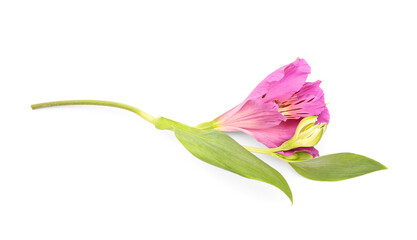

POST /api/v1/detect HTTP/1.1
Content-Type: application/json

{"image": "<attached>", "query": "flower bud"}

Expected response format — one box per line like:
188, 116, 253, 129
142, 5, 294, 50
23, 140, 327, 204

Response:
277, 116, 327, 151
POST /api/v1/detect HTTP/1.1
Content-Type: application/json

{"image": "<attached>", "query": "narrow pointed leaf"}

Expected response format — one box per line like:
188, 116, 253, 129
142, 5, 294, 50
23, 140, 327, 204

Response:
155, 117, 293, 202
289, 152, 387, 181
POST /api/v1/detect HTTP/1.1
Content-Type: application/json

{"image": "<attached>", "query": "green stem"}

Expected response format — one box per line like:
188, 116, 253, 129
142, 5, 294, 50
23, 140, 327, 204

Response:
31, 100, 156, 125
244, 146, 306, 162
244, 146, 275, 154
244, 146, 283, 160
244, 145, 285, 154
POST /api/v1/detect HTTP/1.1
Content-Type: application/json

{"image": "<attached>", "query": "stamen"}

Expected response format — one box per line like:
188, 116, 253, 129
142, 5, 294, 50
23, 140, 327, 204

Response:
279, 103, 291, 108
278, 97, 307, 119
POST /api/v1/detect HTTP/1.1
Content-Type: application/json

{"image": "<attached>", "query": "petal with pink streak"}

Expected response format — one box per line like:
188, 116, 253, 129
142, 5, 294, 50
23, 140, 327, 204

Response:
215, 99, 285, 132
278, 81, 328, 120
246, 58, 311, 103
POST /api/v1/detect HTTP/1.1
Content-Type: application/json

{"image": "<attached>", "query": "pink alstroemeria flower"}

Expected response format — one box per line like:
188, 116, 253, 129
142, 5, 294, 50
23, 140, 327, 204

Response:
198, 58, 329, 157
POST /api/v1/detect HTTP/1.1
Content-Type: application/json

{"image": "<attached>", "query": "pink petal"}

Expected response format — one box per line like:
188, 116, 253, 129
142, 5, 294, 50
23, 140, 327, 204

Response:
215, 99, 285, 132
317, 105, 330, 124
246, 58, 311, 103
243, 119, 301, 148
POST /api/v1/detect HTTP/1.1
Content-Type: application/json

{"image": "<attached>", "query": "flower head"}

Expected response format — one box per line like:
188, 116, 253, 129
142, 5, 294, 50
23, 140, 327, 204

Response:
197, 58, 329, 157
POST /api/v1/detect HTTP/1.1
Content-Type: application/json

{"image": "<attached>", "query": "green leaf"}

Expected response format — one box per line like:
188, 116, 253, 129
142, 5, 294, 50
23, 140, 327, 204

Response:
289, 153, 387, 181
154, 117, 293, 202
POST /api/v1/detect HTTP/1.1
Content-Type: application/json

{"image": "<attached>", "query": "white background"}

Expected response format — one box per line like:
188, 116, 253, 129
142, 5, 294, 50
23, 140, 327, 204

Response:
1, 0, 416, 239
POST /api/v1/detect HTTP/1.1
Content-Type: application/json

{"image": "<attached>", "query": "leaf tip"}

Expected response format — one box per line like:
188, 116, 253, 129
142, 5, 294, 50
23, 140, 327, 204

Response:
284, 188, 293, 205
369, 158, 388, 171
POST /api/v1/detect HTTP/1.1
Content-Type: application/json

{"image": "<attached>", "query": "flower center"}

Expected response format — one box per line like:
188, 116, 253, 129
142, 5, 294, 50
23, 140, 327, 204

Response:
277, 96, 314, 119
